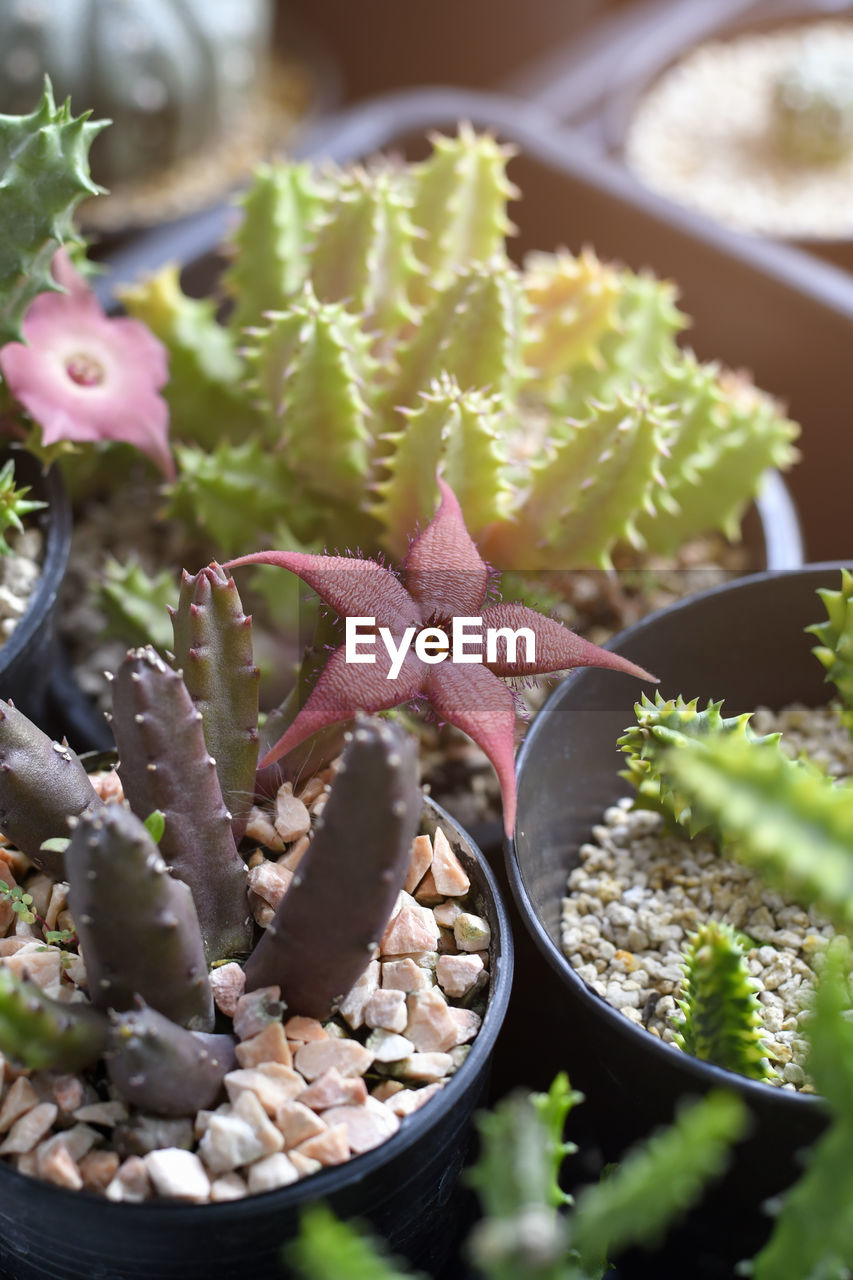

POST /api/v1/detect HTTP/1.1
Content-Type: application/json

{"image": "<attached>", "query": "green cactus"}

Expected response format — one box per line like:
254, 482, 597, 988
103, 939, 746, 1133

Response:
169, 563, 260, 843
0, 2, 273, 187
0, 79, 104, 345
773, 47, 853, 164
673, 921, 769, 1080
662, 734, 853, 937
618, 692, 776, 836
121, 128, 798, 573
107, 1000, 237, 1117
808, 568, 853, 735
0, 457, 47, 556
110, 645, 252, 964
66, 802, 214, 1031
569, 1091, 747, 1272
97, 555, 178, 652
750, 941, 853, 1280
289, 1075, 746, 1280
0, 966, 108, 1072
244, 716, 422, 1018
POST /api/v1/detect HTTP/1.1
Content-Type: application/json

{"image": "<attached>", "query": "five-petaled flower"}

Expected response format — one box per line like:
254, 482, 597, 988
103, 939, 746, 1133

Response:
0, 248, 173, 478
225, 479, 656, 834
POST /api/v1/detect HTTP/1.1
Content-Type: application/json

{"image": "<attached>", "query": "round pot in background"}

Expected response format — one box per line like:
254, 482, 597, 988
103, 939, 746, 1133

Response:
0, 795, 513, 1280
0, 447, 71, 730
506, 565, 848, 1211
606, 0, 853, 272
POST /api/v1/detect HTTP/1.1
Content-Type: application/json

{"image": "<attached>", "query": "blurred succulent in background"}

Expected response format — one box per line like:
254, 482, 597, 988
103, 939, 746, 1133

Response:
122, 126, 799, 575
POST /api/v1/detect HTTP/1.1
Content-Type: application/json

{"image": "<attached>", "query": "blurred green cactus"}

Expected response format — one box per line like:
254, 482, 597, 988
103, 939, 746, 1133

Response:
808, 568, 853, 735
122, 127, 798, 571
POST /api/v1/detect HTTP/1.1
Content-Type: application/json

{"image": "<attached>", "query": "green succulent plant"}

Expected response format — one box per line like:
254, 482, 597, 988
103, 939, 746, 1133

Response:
672, 920, 770, 1081
120, 127, 799, 574
288, 1075, 747, 1280
808, 568, 853, 735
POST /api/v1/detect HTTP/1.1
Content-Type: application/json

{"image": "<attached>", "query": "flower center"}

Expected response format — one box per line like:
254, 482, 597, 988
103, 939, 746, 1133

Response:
65, 353, 105, 387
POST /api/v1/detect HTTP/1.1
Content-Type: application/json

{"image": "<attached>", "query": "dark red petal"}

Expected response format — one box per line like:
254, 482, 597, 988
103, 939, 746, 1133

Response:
480, 602, 658, 682
403, 477, 489, 622
258, 645, 425, 768
425, 662, 519, 836
223, 551, 421, 631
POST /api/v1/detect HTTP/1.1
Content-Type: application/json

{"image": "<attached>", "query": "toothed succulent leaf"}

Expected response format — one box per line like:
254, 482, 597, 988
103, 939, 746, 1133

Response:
243, 716, 422, 1017
66, 802, 214, 1030
97, 555, 177, 651
523, 247, 621, 387
167, 439, 295, 558
111, 646, 251, 963
673, 920, 769, 1079
486, 392, 668, 571
118, 264, 255, 448
225, 161, 327, 331
0, 967, 108, 1072
374, 376, 511, 557
0, 700, 103, 876
808, 569, 853, 735
169, 563, 260, 842
247, 288, 376, 518
408, 124, 518, 303
385, 260, 525, 416
289, 1207, 420, 1280
0, 80, 105, 344
619, 692, 773, 836
663, 733, 853, 936
570, 1092, 747, 1270
309, 168, 422, 337
107, 1000, 236, 1116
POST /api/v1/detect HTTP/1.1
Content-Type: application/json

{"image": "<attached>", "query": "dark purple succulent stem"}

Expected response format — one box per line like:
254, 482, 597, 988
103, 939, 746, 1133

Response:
244, 716, 422, 1019
110, 647, 252, 964
107, 1000, 236, 1116
66, 803, 214, 1032
0, 701, 103, 877
169, 563, 260, 843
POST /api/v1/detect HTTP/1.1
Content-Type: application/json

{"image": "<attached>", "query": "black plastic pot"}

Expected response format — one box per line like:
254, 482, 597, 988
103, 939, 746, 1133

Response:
0, 795, 512, 1280
506, 564, 851, 1220
0, 447, 71, 731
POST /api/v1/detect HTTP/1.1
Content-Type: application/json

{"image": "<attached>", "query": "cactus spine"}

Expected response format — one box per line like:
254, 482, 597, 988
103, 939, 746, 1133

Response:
244, 717, 422, 1017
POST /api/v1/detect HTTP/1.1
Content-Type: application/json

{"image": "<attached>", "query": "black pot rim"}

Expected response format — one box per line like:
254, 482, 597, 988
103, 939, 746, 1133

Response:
505, 562, 853, 1115
0, 446, 70, 678
0, 793, 513, 1222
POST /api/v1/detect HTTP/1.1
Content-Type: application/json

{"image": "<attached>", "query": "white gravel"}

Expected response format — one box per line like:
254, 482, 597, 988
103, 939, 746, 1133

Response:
561, 703, 853, 1089
625, 20, 853, 240
0, 528, 43, 644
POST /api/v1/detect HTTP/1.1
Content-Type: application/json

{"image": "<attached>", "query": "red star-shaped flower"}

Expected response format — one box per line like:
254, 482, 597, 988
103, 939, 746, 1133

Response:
225, 480, 655, 834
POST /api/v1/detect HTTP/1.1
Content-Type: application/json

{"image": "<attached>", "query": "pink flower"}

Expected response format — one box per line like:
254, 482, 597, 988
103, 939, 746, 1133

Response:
0, 249, 173, 478
225, 480, 657, 835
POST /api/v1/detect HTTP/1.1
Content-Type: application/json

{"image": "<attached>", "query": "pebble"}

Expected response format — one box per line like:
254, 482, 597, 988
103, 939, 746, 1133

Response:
145, 1149, 211, 1202
247, 1151, 298, 1193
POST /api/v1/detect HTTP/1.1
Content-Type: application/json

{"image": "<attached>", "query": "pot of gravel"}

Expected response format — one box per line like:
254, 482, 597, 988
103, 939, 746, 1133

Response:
607, 1, 853, 271
0, 446, 71, 730
0, 783, 507, 1280
505, 564, 853, 1211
